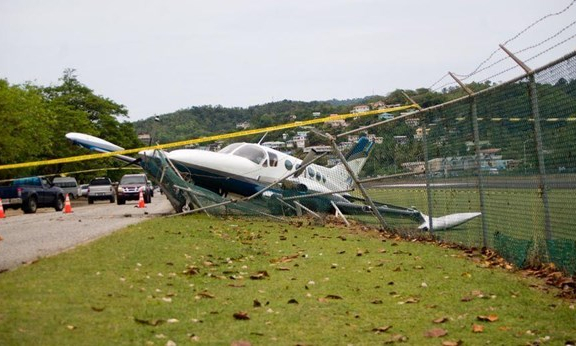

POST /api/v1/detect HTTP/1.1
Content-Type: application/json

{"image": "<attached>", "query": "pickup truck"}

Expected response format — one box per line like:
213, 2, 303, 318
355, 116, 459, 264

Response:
87, 177, 116, 204
0, 176, 66, 213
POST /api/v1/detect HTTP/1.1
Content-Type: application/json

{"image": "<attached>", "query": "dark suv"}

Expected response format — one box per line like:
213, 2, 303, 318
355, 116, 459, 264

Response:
117, 174, 151, 205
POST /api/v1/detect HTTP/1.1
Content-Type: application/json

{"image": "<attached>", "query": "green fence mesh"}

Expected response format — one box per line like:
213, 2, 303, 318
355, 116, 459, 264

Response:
369, 52, 576, 273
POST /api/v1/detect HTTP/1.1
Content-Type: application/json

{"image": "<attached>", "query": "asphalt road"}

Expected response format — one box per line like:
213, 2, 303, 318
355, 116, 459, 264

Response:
0, 195, 174, 272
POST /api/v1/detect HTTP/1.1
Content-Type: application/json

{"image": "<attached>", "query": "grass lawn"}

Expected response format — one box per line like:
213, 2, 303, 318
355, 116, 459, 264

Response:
1, 215, 575, 345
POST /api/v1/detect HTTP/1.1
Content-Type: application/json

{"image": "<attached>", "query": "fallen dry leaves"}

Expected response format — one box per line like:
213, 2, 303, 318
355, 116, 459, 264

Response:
424, 328, 448, 338
477, 314, 499, 322
372, 325, 392, 334
233, 312, 250, 320
231, 341, 251, 346
196, 291, 215, 299
384, 334, 408, 343
249, 271, 269, 280
134, 317, 165, 326
269, 254, 299, 264
472, 324, 484, 333
433, 317, 449, 324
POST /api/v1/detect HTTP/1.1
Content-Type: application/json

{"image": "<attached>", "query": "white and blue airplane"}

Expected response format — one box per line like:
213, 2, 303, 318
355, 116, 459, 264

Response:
65, 132, 480, 230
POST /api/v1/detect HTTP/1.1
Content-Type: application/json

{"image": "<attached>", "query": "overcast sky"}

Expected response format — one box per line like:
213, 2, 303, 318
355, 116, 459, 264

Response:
1, 0, 575, 121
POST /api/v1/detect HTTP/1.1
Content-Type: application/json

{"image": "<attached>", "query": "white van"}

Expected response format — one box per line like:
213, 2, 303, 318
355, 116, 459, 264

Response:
52, 177, 79, 199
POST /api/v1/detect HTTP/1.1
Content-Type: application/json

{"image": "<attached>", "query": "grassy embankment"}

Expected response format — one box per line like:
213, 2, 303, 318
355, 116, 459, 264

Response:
1, 215, 575, 345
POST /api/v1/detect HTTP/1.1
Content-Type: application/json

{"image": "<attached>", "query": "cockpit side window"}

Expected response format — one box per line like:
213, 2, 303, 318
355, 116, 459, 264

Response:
268, 151, 278, 167
233, 144, 267, 165
307, 167, 315, 178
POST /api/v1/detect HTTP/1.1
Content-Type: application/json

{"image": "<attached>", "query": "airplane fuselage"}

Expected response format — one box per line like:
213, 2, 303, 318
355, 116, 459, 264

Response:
163, 143, 350, 206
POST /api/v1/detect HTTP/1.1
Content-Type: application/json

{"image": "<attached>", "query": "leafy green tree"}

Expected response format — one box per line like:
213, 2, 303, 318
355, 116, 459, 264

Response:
0, 80, 55, 179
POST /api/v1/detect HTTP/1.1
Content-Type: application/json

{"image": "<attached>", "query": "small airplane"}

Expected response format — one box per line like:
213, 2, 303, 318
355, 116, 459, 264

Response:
65, 132, 480, 230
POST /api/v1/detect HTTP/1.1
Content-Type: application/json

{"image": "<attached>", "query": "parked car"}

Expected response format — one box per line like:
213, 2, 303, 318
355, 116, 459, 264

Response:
117, 174, 151, 205
52, 176, 79, 199
87, 177, 115, 204
0, 176, 65, 213
79, 184, 89, 197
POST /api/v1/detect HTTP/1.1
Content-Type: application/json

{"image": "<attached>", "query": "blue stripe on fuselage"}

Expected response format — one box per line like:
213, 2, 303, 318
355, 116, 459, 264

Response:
173, 162, 264, 196
173, 162, 342, 214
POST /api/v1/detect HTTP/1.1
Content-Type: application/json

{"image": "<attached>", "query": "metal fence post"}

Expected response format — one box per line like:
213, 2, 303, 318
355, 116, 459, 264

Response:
499, 45, 552, 241
420, 117, 434, 232
470, 98, 489, 247
449, 73, 488, 247
401, 93, 435, 232
328, 137, 389, 230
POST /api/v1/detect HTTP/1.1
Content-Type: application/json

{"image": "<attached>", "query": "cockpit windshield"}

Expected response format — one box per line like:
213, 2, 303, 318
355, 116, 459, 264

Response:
219, 143, 243, 154
232, 144, 267, 165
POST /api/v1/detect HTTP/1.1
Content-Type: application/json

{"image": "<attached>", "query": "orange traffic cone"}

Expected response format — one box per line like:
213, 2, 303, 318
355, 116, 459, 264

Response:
63, 194, 73, 213
0, 198, 5, 218
137, 189, 146, 208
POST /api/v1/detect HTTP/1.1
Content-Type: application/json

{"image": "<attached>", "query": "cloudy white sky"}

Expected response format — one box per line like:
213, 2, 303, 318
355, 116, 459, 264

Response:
1, 0, 575, 121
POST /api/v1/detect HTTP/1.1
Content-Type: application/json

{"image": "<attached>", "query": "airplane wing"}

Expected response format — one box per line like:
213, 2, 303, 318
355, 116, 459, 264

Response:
65, 132, 140, 165
333, 198, 481, 231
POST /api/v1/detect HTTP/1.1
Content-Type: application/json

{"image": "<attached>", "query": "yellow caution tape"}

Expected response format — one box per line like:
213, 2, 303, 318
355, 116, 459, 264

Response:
0, 104, 417, 171
0, 167, 141, 183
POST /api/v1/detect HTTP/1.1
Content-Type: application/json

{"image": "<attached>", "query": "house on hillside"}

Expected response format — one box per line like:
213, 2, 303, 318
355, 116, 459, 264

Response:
236, 122, 250, 130
327, 114, 347, 128
337, 141, 353, 151
394, 136, 409, 145
405, 118, 420, 127
138, 133, 151, 145
262, 141, 286, 150
303, 145, 332, 153
414, 127, 430, 141
293, 136, 306, 148
378, 113, 394, 121
401, 161, 425, 173
352, 105, 370, 113
370, 101, 387, 109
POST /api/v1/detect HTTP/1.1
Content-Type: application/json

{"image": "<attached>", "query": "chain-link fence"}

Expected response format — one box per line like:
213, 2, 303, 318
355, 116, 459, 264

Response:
353, 50, 576, 274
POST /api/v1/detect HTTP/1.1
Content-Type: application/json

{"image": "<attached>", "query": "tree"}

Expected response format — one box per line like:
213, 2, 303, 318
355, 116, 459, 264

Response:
0, 70, 141, 181
0, 80, 55, 179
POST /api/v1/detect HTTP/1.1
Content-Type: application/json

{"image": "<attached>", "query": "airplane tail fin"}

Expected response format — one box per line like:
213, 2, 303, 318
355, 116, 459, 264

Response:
330, 137, 374, 189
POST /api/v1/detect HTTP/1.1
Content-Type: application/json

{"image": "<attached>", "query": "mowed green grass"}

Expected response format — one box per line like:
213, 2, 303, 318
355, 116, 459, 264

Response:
1, 215, 576, 345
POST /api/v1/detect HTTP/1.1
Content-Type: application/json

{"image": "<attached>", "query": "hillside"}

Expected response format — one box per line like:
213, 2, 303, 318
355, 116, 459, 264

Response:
132, 98, 379, 144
